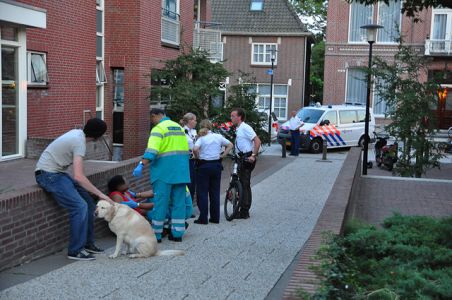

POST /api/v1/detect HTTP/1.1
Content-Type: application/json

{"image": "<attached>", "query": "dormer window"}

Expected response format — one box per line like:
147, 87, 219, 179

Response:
250, 0, 264, 11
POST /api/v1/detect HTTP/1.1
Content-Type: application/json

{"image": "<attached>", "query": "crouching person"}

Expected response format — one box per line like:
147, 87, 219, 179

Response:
35, 118, 113, 261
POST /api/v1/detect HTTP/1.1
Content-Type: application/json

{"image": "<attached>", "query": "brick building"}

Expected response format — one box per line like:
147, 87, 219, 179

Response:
211, 0, 312, 122
324, 1, 452, 128
0, 0, 213, 162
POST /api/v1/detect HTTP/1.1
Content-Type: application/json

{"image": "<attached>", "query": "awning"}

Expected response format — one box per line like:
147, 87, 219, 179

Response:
0, 0, 46, 29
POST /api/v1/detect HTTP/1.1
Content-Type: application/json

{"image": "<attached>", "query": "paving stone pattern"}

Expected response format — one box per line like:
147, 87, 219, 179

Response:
0, 151, 346, 300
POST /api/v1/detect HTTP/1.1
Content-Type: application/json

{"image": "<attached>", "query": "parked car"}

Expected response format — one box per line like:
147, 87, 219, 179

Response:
277, 103, 375, 153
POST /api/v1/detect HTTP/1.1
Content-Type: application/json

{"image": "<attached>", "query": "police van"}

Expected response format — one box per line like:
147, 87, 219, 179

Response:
277, 103, 375, 153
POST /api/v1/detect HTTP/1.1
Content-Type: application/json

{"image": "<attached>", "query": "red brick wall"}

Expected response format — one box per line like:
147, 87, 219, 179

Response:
0, 159, 151, 271
23, 0, 98, 138
223, 35, 308, 119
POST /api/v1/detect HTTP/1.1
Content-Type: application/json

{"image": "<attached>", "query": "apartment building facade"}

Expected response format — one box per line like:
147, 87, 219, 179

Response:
0, 0, 213, 162
324, 0, 452, 128
211, 0, 312, 122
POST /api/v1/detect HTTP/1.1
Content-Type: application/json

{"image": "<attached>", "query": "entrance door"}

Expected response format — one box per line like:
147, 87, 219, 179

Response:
1, 46, 19, 157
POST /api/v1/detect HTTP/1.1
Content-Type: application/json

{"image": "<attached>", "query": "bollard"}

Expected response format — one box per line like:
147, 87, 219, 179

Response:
279, 137, 287, 158
322, 138, 328, 160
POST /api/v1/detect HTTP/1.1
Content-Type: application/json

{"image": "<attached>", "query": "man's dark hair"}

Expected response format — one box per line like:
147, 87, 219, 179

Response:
108, 175, 126, 193
150, 108, 165, 116
232, 107, 246, 122
83, 118, 107, 138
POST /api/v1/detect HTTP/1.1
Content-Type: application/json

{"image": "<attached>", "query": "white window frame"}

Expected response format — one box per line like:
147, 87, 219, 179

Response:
96, 0, 105, 119
255, 83, 288, 120
161, 0, 180, 45
251, 43, 278, 65
429, 9, 452, 54
376, 0, 402, 44
348, 1, 374, 44
27, 51, 48, 86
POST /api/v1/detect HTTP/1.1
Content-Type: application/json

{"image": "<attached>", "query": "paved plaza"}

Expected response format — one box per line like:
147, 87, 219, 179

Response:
0, 146, 346, 299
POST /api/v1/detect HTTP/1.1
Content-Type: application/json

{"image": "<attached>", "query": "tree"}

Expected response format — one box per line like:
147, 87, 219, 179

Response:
290, 0, 327, 39
371, 41, 444, 177
213, 72, 270, 144
310, 40, 325, 104
150, 48, 230, 122
348, 0, 452, 20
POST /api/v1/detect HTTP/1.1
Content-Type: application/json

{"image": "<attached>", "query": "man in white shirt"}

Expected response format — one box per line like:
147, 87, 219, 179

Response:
288, 110, 303, 156
230, 108, 261, 219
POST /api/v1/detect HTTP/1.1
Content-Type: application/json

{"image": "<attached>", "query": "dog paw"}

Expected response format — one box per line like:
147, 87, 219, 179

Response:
109, 254, 118, 259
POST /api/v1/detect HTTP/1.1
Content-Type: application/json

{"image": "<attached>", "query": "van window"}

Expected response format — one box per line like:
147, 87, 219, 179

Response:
339, 110, 358, 124
357, 110, 365, 122
322, 111, 337, 125
296, 108, 325, 123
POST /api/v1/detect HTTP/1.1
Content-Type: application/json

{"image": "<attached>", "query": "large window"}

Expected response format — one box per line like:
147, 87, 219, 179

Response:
346, 68, 367, 105
255, 83, 288, 120
377, 0, 401, 43
27, 51, 48, 85
113, 69, 124, 108
161, 0, 180, 45
373, 78, 389, 116
349, 1, 373, 42
252, 43, 277, 65
430, 9, 452, 53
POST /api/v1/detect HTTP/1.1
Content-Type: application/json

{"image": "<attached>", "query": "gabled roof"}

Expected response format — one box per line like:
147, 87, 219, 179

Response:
211, 0, 309, 35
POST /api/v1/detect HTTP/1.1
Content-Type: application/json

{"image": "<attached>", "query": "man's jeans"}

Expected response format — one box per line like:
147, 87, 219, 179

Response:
35, 171, 95, 255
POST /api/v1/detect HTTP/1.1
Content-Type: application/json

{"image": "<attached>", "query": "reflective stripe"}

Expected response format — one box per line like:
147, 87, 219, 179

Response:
153, 228, 163, 233
172, 226, 185, 232
151, 132, 163, 138
164, 132, 185, 137
171, 219, 185, 223
152, 220, 164, 226
145, 148, 158, 155
157, 150, 190, 158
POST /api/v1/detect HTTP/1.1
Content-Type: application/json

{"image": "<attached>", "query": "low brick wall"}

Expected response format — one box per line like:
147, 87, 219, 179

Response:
0, 158, 150, 271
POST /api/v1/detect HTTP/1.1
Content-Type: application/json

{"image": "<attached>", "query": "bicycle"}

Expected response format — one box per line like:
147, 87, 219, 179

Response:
223, 151, 246, 221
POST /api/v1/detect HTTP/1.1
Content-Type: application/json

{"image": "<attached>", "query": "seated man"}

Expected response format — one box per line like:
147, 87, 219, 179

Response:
107, 175, 154, 218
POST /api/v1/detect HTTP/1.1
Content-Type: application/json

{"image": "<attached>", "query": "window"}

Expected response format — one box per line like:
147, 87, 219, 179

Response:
96, 61, 106, 85
250, 0, 264, 11
377, 0, 401, 43
430, 10, 452, 53
150, 69, 171, 106
255, 84, 288, 120
252, 43, 277, 65
357, 110, 366, 122
323, 111, 337, 125
27, 52, 48, 85
113, 69, 124, 107
349, 1, 373, 42
339, 110, 358, 124
346, 68, 367, 105
161, 0, 180, 45
373, 78, 389, 116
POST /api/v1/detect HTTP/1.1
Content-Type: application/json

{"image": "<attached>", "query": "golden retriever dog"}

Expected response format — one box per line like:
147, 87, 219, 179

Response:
95, 200, 184, 258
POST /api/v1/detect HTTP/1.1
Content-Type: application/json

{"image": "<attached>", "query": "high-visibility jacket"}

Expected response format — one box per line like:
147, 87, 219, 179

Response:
143, 117, 190, 184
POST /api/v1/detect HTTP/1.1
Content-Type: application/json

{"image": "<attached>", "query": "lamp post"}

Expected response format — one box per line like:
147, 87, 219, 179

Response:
361, 24, 383, 175
267, 49, 276, 146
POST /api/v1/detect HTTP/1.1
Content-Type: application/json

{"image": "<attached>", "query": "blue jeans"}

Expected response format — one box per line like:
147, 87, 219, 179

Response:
35, 171, 95, 255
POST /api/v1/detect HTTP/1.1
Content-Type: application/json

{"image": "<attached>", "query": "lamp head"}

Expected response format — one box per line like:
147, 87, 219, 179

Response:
360, 24, 384, 43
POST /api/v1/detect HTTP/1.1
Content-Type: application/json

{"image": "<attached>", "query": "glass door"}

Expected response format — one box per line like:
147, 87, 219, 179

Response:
1, 45, 19, 157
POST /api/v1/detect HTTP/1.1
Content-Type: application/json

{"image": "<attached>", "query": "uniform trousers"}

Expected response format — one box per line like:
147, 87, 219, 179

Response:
238, 160, 256, 215
290, 130, 300, 156
196, 161, 222, 223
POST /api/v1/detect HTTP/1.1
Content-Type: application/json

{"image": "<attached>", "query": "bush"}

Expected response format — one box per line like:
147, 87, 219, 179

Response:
309, 214, 452, 299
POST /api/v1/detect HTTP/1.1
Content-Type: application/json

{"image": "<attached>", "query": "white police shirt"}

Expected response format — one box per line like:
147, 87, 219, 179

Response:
235, 122, 256, 153
184, 126, 197, 151
195, 131, 231, 160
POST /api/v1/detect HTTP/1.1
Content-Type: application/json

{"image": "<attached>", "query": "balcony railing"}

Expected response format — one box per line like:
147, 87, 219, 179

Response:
193, 21, 223, 63
425, 39, 452, 56
161, 8, 180, 46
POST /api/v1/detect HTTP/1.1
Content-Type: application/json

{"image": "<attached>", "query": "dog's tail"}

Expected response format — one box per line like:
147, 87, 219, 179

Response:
156, 250, 184, 256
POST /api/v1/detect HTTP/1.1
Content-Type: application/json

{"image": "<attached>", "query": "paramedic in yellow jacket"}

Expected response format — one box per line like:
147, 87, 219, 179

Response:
132, 108, 190, 242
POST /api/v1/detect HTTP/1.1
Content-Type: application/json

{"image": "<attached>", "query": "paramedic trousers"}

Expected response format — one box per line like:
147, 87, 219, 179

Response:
151, 180, 186, 240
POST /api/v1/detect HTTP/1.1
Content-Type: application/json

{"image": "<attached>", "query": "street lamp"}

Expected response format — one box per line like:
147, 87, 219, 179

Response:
361, 24, 383, 175
267, 49, 277, 146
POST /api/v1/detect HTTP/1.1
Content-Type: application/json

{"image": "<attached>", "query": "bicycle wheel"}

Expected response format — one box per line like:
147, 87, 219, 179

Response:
224, 180, 242, 221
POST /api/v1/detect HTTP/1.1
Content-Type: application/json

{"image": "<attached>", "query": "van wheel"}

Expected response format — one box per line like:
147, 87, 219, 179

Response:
310, 138, 322, 154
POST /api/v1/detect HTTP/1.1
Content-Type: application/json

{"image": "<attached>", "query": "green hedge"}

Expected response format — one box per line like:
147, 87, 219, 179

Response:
303, 214, 452, 299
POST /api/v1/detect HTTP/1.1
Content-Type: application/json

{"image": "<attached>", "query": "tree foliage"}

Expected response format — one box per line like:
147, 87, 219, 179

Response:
213, 72, 270, 144
371, 40, 444, 177
290, 0, 327, 40
310, 41, 325, 104
150, 48, 230, 122
348, 0, 452, 21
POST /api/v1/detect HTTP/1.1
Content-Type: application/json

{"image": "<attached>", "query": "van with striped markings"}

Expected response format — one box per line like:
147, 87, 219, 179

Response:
277, 103, 375, 153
